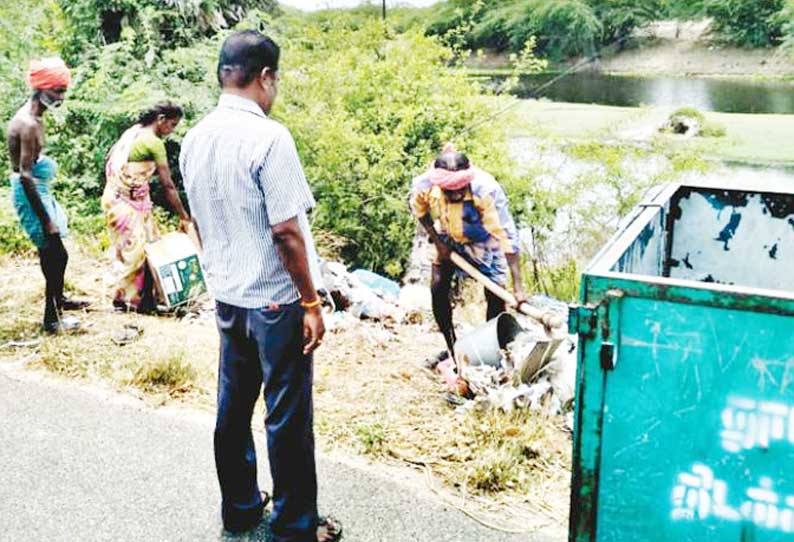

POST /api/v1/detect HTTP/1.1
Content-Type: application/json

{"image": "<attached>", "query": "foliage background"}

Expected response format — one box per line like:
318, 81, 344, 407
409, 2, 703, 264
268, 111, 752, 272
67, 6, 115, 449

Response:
426, 0, 794, 55
0, 0, 531, 279
1, 0, 790, 284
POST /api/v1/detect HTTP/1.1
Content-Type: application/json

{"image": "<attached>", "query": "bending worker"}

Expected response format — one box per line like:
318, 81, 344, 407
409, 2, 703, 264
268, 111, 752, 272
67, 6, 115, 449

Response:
103, 101, 191, 313
410, 143, 527, 362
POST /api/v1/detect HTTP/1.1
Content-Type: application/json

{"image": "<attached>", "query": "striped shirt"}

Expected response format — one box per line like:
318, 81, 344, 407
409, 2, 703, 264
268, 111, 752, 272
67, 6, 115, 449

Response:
179, 94, 322, 308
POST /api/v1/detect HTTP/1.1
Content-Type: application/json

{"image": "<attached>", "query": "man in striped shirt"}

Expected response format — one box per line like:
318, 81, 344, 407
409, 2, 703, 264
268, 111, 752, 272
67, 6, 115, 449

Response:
180, 31, 341, 542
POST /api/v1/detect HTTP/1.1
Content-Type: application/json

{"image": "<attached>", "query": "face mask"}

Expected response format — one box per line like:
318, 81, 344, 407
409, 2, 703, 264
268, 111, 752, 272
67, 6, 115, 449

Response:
39, 92, 64, 109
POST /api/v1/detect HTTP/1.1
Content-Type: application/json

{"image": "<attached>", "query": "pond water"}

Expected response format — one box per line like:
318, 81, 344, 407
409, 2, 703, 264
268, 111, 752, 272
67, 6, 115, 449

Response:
490, 72, 794, 114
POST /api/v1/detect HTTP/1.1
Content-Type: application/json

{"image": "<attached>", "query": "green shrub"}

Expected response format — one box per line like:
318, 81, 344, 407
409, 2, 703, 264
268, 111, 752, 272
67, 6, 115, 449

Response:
0, 222, 35, 257
775, 0, 794, 53
590, 0, 663, 43
701, 121, 727, 138
0, 188, 35, 257
705, 0, 785, 47
670, 107, 706, 123
663, 0, 706, 19
428, 0, 662, 59
55, 0, 279, 64
273, 16, 521, 275
354, 422, 389, 455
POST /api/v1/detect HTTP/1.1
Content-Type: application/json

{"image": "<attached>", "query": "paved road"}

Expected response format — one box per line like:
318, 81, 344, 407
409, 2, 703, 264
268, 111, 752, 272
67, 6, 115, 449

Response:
0, 365, 560, 542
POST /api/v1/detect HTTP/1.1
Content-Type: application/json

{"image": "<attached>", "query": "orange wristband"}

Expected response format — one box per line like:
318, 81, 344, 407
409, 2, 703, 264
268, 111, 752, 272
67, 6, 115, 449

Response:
300, 297, 322, 309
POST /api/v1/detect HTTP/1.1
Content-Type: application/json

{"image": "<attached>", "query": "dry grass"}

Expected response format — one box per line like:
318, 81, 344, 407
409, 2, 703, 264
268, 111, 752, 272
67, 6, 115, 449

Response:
0, 242, 571, 536
0, 244, 218, 403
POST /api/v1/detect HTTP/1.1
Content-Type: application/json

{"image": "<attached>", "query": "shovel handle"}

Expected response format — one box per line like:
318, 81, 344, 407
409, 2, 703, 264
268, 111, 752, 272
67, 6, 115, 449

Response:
449, 252, 563, 330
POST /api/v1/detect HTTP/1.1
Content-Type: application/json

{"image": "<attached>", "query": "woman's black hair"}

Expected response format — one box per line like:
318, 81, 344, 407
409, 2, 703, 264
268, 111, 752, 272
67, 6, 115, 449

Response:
434, 151, 470, 172
137, 101, 183, 126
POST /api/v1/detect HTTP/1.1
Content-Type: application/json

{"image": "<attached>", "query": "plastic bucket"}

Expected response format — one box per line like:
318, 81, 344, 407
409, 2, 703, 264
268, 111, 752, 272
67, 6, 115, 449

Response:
454, 312, 523, 368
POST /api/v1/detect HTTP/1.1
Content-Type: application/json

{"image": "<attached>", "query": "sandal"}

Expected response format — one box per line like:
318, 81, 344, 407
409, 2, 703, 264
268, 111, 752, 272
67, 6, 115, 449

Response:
222, 491, 271, 533
317, 515, 343, 542
420, 349, 449, 371
43, 316, 82, 335
111, 324, 143, 346
60, 297, 92, 311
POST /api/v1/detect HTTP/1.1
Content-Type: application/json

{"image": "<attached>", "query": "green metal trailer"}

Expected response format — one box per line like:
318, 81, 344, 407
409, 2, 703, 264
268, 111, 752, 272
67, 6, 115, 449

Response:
568, 182, 794, 542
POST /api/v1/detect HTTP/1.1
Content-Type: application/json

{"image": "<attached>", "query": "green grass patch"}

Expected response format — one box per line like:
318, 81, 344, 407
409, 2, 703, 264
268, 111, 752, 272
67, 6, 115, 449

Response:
125, 351, 198, 395
509, 99, 651, 140
452, 409, 568, 495
510, 99, 794, 165
670, 107, 706, 123
354, 422, 389, 455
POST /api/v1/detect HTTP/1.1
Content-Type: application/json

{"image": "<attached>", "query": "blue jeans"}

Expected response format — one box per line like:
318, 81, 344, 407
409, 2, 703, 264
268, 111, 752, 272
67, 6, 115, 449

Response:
214, 301, 318, 541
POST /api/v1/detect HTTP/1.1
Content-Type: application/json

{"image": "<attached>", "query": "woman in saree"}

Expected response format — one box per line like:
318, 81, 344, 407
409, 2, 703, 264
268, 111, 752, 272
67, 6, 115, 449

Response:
103, 102, 191, 312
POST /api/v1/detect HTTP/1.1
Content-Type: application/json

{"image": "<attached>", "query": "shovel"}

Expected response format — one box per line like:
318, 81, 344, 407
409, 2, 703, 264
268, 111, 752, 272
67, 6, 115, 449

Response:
449, 252, 564, 330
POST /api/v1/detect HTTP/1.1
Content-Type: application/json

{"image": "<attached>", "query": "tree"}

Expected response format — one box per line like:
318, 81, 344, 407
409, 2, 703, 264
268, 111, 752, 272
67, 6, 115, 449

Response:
704, 0, 785, 47
428, 0, 665, 59
57, 0, 279, 63
662, 0, 707, 19
588, 0, 664, 46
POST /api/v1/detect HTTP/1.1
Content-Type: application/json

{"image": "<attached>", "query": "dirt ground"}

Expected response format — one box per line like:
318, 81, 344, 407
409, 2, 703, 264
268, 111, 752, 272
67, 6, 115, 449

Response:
0, 241, 572, 538
600, 20, 794, 77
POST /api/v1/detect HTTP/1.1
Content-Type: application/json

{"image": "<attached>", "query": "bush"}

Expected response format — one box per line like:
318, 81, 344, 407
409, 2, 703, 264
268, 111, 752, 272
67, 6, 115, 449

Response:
0, 217, 36, 257
670, 106, 706, 123
590, 0, 663, 44
705, 0, 785, 47
428, 0, 662, 59
273, 16, 519, 275
776, 0, 794, 53
55, 0, 279, 64
661, 107, 726, 138
662, 0, 707, 19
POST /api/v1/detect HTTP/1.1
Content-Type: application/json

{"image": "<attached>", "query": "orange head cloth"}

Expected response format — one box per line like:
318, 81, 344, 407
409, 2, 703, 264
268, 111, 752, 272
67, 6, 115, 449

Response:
27, 58, 72, 90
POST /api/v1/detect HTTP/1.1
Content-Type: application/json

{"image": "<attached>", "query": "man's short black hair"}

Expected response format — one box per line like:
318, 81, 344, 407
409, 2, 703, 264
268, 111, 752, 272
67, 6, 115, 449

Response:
434, 151, 470, 172
217, 30, 280, 88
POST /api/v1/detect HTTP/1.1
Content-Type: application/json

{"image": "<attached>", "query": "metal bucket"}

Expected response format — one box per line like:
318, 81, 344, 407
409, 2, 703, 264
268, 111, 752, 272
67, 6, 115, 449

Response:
454, 312, 523, 368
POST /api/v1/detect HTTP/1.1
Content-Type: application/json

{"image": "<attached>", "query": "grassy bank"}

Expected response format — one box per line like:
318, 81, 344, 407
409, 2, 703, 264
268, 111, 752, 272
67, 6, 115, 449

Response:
507, 99, 794, 166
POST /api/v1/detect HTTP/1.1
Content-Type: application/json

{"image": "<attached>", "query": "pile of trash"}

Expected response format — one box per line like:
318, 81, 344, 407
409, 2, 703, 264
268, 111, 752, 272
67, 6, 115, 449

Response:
319, 258, 577, 423
173, 258, 429, 329
319, 260, 432, 328
441, 296, 577, 425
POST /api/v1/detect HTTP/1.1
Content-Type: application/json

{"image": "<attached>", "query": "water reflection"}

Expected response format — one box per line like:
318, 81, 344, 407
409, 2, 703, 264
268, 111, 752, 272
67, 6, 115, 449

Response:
493, 73, 794, 114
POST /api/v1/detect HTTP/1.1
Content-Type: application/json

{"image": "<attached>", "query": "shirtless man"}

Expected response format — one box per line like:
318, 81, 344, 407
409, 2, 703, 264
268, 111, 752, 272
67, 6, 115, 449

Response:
7, 58, 88, 333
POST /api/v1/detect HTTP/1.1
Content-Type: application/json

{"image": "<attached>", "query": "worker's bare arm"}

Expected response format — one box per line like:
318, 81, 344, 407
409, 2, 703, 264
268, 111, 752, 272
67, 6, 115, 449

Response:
17, 121, 57, 235
418, 213, 451, 261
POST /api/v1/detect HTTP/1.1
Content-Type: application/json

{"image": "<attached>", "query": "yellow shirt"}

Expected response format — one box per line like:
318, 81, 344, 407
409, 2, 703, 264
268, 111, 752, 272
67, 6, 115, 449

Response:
409, 168, 518, 255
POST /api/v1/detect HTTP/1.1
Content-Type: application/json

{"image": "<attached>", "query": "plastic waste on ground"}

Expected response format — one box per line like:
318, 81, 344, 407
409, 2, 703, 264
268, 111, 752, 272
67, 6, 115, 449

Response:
351, 269, 401, 299
449, 296, 577, 417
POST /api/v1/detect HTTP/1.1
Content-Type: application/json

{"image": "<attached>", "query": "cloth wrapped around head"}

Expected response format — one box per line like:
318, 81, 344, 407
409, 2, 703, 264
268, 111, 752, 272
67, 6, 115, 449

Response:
427, 142, 474, 191
27, 58, 72, 90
